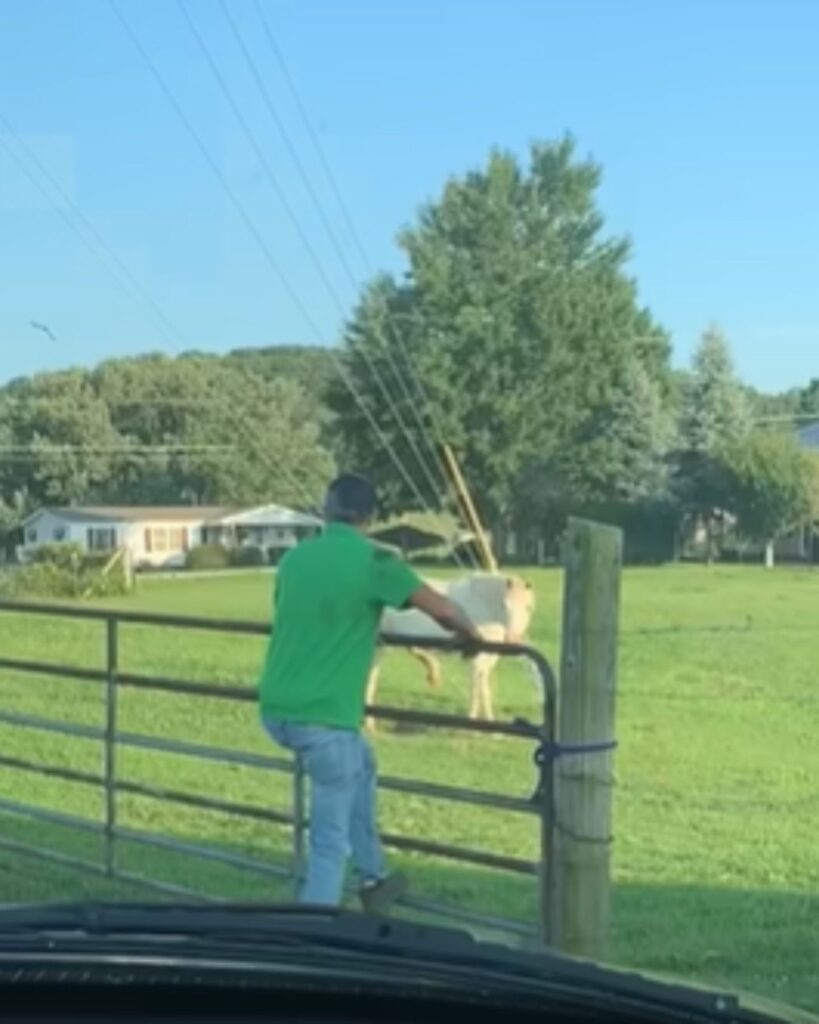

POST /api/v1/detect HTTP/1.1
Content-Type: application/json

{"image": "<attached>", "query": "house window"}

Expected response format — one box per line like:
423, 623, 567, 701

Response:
169, 527, 188, 552
144, 527, 189, 554
87, 528, 116, 552
145, 528, 159, 554
26, 528, 37, 544
53, 527, 66, 542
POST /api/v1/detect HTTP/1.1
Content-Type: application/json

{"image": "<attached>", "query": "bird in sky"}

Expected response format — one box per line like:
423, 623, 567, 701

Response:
29, 321, 57, 342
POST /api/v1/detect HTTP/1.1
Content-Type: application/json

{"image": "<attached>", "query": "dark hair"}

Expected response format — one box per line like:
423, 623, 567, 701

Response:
323, 474, 377, 524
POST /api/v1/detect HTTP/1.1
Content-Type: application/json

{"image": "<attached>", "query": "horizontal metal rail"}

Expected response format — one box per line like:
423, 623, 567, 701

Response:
0, 752, 102, 788
115, 779, 295, 828
380, 832, 536, 875
0, 835, 220, 903
0, 709, 105, 742
0, 835, 111, 880
0, 598, 559, 942
0, 710, 535, 814
112, 826, 293, 880
0, 596, 556, 711
0, 655, 106, 685
115, 730, 293, 774
0, 749, 538, 876
0, 658, 542, 738
0, 796, 105, 836
0, 834, 533, 938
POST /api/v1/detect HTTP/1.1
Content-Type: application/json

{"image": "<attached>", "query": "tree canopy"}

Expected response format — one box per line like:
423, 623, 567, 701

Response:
679, 326, 750, 454
0, 352, 335, 541
2, 136, 818, 566
725, 432, 819, 564
329, 137, 670, 523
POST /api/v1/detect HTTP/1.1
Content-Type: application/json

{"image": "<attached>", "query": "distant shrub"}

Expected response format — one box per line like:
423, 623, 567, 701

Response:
0, 567, 21, 598
230, 545, 266, 568
186, 543, 230, 571
16, 562, 85, 597
28, 542, 84, 569
8, 543, 130, 599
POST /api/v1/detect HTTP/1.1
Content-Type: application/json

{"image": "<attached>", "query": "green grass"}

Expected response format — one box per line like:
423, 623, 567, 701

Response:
0, 565, 817, 1012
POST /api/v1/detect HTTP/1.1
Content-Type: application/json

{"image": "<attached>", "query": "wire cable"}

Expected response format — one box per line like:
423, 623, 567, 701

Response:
0, 97, 322, 513
0, 113, 184, 350
216, 0, 452, 520
108, 0, 433, 517
174, 0, 442, 521
249, 0, 463, 504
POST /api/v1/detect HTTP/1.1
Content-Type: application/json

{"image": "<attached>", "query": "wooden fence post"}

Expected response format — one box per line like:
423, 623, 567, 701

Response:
554, 517, 622, 958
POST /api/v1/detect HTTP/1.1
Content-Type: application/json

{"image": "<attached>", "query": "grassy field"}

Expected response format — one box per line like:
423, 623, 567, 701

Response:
0, 565, 817, 1011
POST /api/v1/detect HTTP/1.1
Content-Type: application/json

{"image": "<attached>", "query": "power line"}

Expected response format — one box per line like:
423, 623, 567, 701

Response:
1, 391, 326, 516
0, 100, 321, 514
0, 445, 236, 453
1, 5, 470, 556
175, 0, 444, 524
0, 123, 183, 351
754, 414, 818, 425
249, 0, 464, 512
107, 0, 432, 517
216, 0, 452, 522
236, 2, 476, 566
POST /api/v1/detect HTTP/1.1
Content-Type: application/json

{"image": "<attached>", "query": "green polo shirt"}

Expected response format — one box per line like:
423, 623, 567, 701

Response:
258, 522, 423, 730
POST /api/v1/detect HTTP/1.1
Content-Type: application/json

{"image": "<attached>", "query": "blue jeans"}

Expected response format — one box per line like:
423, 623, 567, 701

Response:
264, 721, 386, 905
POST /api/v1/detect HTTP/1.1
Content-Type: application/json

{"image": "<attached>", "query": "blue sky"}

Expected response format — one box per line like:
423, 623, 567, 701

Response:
1, 0, 817, 392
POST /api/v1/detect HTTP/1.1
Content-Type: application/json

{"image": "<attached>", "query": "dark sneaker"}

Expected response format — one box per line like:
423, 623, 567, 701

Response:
359, 872, 408, 915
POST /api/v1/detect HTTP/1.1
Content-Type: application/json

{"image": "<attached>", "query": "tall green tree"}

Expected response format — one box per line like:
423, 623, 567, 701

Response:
680, 326, 750, 452
674, 327, 750, 560
797, 378, 819, 417
94, 355, 334, 507
0, 371, 119, 506
725, 432, 819, 568
330, 137, 670, 523
559, 356, 675, 503
225, 346, 335, 426
0, 352, 335, 515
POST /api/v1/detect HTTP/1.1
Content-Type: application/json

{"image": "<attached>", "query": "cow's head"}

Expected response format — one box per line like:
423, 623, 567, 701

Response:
504, 575, 535, 643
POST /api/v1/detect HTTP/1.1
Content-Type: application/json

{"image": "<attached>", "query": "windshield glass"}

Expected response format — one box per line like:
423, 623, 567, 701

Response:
0, 0, 817, 1017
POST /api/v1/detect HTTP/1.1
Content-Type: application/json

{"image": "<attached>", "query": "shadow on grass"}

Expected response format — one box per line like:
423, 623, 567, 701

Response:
0, 812, 816, 1015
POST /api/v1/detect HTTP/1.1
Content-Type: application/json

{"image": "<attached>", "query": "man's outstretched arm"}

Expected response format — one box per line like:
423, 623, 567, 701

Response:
408, 585, 482, 647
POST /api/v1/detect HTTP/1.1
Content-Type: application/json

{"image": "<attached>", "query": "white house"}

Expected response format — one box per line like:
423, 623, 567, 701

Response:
19, 504, 322, 570
200, 505, 322, 553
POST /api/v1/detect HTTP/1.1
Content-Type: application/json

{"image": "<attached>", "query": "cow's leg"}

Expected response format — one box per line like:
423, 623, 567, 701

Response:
471, 624, 504, 721
468, 657, 482, 719
408, 647, 442, 688
364, 661, 381, 733
469, 654, 496, 720
479, 654, 499, 721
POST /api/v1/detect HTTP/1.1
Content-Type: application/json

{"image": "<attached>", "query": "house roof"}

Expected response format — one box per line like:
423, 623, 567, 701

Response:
797, 422, 819, 450
24, 505, 235, 526
368, 520, 475, 553
22, 503, 322, 529
217, 504, 322, 528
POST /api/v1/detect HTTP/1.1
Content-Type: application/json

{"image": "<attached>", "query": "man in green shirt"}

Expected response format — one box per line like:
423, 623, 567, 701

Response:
260, 473, 480, 912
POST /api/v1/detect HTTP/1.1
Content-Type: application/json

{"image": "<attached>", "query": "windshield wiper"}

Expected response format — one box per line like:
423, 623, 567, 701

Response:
0, 902, 778, 1022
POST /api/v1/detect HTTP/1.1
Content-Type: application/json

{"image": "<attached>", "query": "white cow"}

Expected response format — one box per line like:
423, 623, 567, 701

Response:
366, 573, 535, 728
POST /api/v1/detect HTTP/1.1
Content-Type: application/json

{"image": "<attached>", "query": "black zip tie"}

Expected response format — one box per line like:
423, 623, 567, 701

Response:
534, 738, 618, 766
529, 738, 618, 804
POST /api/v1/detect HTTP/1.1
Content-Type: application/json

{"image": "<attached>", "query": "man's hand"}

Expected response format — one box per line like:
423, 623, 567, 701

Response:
408, 585, 483, 655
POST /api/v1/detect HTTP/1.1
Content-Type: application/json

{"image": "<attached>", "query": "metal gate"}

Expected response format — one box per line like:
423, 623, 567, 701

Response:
0, 600, 566, 942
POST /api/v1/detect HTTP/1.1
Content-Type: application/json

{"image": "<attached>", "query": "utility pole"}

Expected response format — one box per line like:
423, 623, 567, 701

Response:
441, 443, 497, 572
